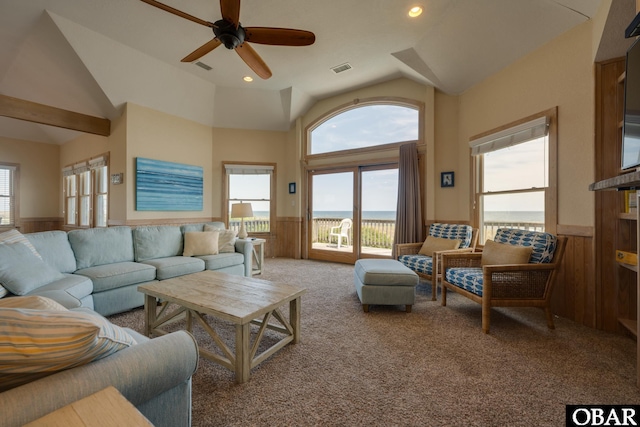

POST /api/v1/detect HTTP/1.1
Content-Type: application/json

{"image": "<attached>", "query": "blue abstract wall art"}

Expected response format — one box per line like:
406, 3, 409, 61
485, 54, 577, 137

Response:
135, 157, 203, 211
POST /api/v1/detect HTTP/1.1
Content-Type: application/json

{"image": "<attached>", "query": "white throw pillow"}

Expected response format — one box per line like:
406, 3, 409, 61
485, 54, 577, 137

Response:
205, 225, 237, 253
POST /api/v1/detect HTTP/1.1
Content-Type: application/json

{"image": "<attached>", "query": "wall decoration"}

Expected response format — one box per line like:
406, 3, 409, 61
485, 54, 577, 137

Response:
136, 157, 203, 211
441, 171, 455, 188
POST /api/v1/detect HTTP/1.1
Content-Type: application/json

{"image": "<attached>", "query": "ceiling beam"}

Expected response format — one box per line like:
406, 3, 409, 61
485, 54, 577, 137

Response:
0, 95, 110, 136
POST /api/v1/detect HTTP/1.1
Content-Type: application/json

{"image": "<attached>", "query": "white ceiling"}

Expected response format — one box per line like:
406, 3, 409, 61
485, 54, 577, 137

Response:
0, 0, 626, 145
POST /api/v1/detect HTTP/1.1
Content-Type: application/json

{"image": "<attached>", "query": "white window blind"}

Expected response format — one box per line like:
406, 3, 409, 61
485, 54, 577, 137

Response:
469, 116, 549, 156
224, 164, 274, 175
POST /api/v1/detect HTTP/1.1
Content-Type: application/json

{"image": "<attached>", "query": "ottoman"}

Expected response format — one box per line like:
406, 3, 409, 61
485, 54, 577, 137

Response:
354, 259, 419, 313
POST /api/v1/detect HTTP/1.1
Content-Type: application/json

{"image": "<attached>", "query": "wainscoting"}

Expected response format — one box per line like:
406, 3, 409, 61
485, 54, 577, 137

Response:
12, 216, 629, 335
553, 225, 597, 329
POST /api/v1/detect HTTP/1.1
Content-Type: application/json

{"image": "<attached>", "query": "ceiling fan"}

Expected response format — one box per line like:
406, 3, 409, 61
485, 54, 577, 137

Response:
140, 0, 316, 79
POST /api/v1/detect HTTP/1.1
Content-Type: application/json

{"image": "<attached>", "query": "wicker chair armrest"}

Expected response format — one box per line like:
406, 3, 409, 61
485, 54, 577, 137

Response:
483, 263, 556, 273
441, 252, 482, 270
394, 242, 424, 257
483, 263, 556, 299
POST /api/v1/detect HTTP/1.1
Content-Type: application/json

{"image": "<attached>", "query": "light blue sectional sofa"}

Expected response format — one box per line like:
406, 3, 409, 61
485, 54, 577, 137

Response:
0, 314, 199, 427
14, 222, 252, 316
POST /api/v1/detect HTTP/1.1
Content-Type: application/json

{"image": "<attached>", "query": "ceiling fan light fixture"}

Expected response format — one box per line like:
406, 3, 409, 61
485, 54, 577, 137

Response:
243, 76, 253, 82
408, 6, 423, 18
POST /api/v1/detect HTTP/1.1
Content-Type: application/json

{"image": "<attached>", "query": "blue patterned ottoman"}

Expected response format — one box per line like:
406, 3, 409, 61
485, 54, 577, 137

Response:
354, 259, 419, 313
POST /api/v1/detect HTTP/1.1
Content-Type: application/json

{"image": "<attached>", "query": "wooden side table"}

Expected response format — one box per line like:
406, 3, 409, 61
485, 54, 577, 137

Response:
247, 238, 266, 275
24, 386, 153, 426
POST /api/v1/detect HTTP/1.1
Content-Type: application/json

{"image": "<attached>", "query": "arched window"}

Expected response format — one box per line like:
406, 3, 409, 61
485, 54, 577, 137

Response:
309, 102, 420, 155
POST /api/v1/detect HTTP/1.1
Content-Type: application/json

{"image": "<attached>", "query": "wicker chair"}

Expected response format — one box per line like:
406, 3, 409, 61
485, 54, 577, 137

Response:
440, 228, 567, 334
395, 224, 478, 301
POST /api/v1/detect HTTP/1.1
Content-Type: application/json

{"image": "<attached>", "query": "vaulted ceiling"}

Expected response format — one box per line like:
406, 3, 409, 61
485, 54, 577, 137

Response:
0, 0, 631, 145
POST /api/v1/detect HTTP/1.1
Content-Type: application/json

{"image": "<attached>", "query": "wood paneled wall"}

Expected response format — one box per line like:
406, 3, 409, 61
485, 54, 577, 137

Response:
17, 218, 63, 234
553, 227, 597, 328
592, 57, 637, 334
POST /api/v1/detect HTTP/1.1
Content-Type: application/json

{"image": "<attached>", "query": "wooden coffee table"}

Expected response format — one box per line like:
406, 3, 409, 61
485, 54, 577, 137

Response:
138, 270, 306, 384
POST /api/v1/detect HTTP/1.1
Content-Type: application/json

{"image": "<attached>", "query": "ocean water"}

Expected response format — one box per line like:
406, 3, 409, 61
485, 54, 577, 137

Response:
252, 210, 544, 222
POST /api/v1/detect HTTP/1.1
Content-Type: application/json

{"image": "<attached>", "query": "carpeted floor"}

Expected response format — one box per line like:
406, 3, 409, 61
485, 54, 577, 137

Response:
109, 258, 639, 426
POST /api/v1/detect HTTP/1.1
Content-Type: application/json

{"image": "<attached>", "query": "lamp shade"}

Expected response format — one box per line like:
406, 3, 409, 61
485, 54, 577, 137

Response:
231, 203, 253, 218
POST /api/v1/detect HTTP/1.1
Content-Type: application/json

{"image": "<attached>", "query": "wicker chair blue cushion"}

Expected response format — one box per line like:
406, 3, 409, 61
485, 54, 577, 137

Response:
445, 229, 558, 297
493, 228, 557, 264
397, 223, 473, 275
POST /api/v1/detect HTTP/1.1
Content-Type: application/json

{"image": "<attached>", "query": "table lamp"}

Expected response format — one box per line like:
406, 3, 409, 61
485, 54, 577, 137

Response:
231, 203, 253, 239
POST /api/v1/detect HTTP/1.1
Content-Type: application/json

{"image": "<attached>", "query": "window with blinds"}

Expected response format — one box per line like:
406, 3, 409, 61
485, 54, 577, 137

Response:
0, 164, 17, 227
470, 113, 556, 243
223, 163, 275, 234
63, 154, 108, 228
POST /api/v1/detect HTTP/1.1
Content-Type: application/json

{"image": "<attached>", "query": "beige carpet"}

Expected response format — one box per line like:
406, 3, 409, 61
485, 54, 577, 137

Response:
109, 258, 639, 426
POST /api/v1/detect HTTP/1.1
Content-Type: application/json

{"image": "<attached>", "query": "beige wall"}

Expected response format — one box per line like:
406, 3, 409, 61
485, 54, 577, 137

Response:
454, 19, 596, 227
212, 127, 290, 219
0, 136, 60, 218
124, 103, 214, 221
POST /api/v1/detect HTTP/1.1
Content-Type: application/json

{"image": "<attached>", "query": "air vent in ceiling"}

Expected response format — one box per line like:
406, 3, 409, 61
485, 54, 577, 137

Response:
331, 63, 352, 74
195, 61, 212, 71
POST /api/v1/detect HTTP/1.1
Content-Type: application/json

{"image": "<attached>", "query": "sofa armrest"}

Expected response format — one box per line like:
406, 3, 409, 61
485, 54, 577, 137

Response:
235, 239, 254, 277
0, 331, 199, 427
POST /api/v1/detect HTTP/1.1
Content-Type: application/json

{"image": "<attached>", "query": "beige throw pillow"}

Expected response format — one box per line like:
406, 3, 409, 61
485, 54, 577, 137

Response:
204, 225, 237, 253
183, 231, 219, 257
481, 240, 533, 266
418, 236, 462, 257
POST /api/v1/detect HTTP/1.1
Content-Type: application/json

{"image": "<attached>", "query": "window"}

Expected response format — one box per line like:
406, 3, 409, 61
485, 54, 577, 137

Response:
63, 155, 109, 228
0, 163, 18, 227
224, 163, 275, 234
471, 111, 557, 243
309, 101, 420, 155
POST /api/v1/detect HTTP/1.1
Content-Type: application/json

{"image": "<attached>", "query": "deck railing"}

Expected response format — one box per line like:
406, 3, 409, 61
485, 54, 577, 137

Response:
231, 218, 544, 250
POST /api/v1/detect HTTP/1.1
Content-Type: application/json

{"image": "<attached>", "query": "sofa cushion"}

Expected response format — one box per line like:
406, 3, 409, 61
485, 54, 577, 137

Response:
140, 257, 205, 280
74, 262, 156, 293
26, 231, 77, 273
183, 231, 219, 256
0, 243, 66, 296
418, 235, 461, 257
198, 252, 245, 270
481, 239, 533, 266
68, 227, 135, 269
204, 225, 237, 253
29, 274, 93, 302
0, 307, 136, 392
133, 226, 183, 262
0, 229, 42, 259
0, 230, 44, 298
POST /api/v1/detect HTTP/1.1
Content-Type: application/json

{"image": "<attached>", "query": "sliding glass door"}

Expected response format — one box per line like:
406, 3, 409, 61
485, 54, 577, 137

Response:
308, 170, 356, 263
307, 165, 398, 263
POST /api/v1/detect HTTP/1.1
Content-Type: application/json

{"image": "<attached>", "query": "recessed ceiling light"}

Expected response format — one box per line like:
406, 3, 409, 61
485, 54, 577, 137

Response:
408, 6, 423, 18
243, 76, 253, 82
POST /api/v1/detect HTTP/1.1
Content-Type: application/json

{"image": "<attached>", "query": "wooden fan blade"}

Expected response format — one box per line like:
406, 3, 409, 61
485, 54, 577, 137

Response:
140, 0, 214, 27
181, 39, 222, 62
220, 0, 241, 28
245, 27, 316, 46
235, 43, 272, 79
